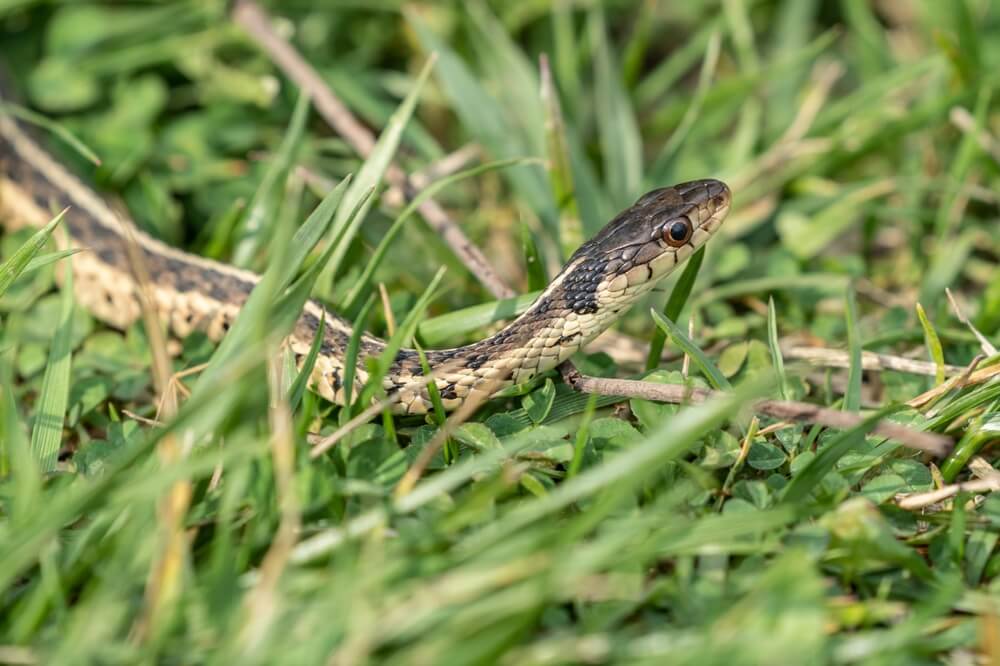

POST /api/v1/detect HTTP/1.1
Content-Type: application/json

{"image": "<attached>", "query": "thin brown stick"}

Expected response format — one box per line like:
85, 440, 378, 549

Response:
783, 346, 964, 377
908, 356, 998, 409
895, 476, 1000, 510
559, 367, 952, 456
232, 0, 514, 300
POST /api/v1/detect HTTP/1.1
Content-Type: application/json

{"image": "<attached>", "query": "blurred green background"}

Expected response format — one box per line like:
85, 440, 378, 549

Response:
1, 1, 999, 664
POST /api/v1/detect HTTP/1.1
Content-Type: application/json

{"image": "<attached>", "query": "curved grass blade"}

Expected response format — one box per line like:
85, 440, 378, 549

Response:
286, 307, 324, 412
0, 208, 67, 298
645, 245, 705, 370
231, 92, 311, 267
767, 296, 789, 400
0, 102, 101, 166
418, 292, 540, 347
651, 309, 731, 391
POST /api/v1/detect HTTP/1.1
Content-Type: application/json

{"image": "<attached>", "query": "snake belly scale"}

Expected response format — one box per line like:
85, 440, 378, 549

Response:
0, 105, 731, 415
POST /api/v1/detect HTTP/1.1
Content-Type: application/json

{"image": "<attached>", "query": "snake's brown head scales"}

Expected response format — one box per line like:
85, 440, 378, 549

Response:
551, 177, 732, 319
572, 178, 731, 280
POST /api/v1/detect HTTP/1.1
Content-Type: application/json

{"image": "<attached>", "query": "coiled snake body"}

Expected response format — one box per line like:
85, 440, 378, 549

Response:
0, 104, 731, 415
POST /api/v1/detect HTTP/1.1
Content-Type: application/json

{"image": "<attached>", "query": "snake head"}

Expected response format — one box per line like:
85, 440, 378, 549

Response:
567, 179, 731, 296
581, 178, 731, 259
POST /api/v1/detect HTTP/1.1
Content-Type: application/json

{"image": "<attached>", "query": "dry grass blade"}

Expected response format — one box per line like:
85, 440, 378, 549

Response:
784, 346, 964, 377
121, 221, 192, 644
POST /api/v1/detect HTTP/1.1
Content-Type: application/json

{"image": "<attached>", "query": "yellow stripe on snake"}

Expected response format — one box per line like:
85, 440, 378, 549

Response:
0, 103, 731, 415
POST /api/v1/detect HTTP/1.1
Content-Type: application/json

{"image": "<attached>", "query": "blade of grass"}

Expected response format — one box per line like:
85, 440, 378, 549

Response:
844, 286, 862, 413
418, 292, 540, 347
318, 55, 437, 294
916, 302, 946, 385
767, 297, 789, 400
645, 245, 705, 370
651, 309, 731, 391
231, 91, 310, 266
29, 254, 74, 472
0, 208, 67, 297
0, 102, 101, 166
781, 406, 900, 504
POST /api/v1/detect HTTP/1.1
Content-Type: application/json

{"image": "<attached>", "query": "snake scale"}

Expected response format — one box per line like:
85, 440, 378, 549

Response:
0, 93, 731, 415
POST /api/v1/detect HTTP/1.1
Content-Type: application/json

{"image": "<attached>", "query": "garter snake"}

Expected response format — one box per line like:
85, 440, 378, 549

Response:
0, 96, 731, 415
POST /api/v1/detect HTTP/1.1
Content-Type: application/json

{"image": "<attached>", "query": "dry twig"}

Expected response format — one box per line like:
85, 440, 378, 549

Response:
783, 346, 964, 377
559, 367, 951, 456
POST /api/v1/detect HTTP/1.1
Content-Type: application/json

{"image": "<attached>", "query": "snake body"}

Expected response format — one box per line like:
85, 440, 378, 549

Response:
0, 102, 730, 415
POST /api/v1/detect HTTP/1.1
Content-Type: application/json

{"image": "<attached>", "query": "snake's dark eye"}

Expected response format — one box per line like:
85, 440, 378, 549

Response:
663, 218, 692, 247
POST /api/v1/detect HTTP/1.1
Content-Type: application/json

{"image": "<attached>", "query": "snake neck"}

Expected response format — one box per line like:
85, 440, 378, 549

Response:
380, 252, 659, 414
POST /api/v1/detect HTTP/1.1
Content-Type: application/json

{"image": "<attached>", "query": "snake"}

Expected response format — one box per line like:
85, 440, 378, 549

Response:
0, 94, 731, 416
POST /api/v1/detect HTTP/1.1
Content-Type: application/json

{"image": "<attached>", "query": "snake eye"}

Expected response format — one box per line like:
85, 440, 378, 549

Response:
663, 218, 692, 247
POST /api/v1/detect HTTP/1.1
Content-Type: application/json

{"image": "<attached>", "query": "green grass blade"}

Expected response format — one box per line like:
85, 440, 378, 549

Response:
645, 245, 705, 370
916, 302, 946, 385
767, 296, 789, 400
318, 56, 437, 294
231, 92, 311, 267
0, 102, 101, 166
29, 261, 74, 472
0, 208, 67, 298
650, 309, 731, 391
286, 308, 324, 412
844, 286, 862, 413
418, 292, 540, 347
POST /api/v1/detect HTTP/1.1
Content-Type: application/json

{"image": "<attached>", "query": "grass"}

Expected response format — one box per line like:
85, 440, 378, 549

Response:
1, 0, 1000, 663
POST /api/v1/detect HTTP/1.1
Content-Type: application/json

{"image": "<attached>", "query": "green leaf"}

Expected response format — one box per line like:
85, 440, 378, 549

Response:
747, 441, 786, 471
523, 378, 556, 425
